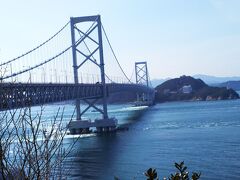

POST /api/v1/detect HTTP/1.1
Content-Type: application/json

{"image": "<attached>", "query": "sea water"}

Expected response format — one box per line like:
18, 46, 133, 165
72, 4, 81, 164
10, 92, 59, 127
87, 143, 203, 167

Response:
21, 99, 240, 179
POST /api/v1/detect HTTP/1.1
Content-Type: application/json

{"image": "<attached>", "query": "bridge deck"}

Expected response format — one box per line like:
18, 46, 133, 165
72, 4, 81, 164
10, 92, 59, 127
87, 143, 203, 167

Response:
0, 83, 155, 110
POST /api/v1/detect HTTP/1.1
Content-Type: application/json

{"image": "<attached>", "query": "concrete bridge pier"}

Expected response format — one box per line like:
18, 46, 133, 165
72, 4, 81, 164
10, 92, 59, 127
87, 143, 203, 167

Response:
68, 117, 118, 134
94, 117, 118, 133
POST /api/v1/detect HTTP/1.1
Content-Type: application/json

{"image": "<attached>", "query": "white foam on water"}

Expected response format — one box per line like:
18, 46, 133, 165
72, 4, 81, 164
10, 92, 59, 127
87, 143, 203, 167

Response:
108, 106, 148, 113
64, 133, 97, 139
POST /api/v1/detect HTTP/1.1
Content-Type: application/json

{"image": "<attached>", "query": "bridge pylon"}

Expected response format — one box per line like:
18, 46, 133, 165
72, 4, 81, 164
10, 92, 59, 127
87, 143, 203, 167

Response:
68, 15, 117, 134
135, 61, 154, 106
135, 61, 149, 87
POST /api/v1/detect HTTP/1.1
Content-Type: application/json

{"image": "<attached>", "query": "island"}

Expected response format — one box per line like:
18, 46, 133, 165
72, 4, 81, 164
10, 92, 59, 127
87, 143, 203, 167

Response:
155, 75, 239, 102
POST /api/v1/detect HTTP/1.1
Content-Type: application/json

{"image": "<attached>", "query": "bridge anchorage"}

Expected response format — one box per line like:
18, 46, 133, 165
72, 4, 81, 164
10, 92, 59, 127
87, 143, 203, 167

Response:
134, 61, 155, 106
67, 15, 117, 134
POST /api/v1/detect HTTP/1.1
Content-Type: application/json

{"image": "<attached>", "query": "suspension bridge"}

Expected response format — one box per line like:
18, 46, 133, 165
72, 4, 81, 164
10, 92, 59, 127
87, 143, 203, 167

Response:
0, 15, 155, 133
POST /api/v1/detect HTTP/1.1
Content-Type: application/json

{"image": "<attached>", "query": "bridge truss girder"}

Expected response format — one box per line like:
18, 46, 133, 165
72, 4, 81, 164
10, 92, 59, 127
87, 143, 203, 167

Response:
0, 83, 155, 111
0, 83, 103, 111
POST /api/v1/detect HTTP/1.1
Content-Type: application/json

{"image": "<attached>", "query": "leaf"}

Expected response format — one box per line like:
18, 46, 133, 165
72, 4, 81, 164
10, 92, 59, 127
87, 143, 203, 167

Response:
192, 172, 201, 180
153, 172, 158, 178
180, 161, 184, 167
183, 166, 187, 172
145, 168, 158, 179
114, 176, 119, 180
147, 168, 153, 175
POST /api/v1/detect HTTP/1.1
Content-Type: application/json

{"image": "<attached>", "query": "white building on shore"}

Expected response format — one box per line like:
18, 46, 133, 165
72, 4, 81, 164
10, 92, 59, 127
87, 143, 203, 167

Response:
181, 85, 192, 94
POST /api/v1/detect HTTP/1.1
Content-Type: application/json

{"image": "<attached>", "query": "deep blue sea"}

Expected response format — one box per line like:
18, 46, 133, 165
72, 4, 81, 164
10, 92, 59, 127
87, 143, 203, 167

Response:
37, 98, 240, 179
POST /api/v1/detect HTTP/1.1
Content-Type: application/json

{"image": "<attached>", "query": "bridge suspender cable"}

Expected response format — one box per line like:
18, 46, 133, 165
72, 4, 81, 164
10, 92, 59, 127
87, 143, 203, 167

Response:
0, 19, 98, 81
147, 71, 153, 87
101, 24, 132, 84
0, 45, 73, 80
129, 67, 135, 82
0, 21, 70, 67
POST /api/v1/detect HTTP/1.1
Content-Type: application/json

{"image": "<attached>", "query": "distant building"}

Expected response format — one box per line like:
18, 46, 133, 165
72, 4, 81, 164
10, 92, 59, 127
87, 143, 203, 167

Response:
181, 85, 192, 94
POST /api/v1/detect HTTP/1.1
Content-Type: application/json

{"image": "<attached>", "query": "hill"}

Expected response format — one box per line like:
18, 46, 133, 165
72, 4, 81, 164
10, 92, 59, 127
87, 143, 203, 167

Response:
213, 81, 240, 91
155, 75, 239, 102
151, 75, 240, 87
151, 78, 170, 87
193, 74, 240, 84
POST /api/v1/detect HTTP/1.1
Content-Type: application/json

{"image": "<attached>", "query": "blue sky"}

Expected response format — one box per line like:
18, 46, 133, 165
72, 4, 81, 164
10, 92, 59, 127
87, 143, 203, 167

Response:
0, 0, 240, 79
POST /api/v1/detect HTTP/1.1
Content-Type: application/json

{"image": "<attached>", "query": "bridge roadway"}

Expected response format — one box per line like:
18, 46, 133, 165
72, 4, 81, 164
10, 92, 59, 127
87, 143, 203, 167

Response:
0, 82, 155, 110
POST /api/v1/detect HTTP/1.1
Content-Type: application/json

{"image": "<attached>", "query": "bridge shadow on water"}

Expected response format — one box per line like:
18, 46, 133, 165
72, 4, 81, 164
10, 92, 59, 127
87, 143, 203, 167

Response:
117, 106, 149, 128
62, 105, 150, 180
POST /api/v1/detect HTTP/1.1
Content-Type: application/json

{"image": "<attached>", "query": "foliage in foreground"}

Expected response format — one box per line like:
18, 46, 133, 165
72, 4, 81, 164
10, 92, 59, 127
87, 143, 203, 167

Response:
0, 107, 77, 180
145, 161, 201, 180
115, 161, 201, 180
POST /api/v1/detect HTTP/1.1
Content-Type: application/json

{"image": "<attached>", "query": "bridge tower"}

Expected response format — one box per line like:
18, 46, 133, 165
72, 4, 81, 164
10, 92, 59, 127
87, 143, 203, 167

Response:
68, 15, 117, 134
135, 61, 149, 87
135, 61, 152, 105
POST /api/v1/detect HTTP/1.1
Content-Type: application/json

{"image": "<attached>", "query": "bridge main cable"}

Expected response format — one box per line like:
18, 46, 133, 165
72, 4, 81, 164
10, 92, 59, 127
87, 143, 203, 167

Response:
0, 21, 70, 67
101, 24, 132, 84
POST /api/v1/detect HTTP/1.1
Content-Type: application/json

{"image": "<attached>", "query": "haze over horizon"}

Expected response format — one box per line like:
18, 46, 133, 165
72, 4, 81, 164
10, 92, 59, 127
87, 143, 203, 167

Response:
0, 0, 240, 79
151, 74, 240, 87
